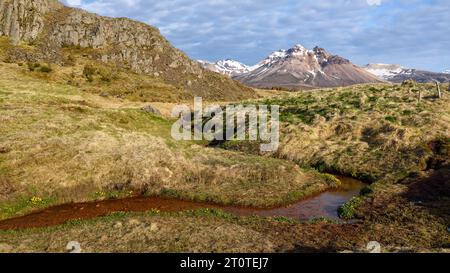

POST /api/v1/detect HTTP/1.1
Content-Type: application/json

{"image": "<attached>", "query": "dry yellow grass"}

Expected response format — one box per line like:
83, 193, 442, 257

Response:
0, 211, 283, 253
234, 84, 450, 182
0, 62, 332, 220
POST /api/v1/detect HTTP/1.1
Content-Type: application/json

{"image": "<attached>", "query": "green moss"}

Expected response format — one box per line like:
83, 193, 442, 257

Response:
385, 116, 397, 123
319, 173, 341, 187
338, 196, 363, 220
360, 186, 374, 196
39, 65, 52, 73
271, 216, 298, 224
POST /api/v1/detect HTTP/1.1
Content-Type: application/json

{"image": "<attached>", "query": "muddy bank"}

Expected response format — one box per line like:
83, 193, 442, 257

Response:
0, 177, 364, 231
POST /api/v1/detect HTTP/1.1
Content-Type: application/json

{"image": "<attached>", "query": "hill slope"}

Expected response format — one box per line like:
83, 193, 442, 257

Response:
0, 61, 333, 219
0, 0, 255, 101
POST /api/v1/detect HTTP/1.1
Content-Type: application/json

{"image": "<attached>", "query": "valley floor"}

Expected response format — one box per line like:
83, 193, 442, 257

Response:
0, 62, 449, 253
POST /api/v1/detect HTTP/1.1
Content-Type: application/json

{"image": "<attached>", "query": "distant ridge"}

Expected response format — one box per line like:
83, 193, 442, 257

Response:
364, 64, 450, 83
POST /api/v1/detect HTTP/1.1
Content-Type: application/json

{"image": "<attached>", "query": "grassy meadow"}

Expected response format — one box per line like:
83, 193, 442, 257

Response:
0, 56, 448, 253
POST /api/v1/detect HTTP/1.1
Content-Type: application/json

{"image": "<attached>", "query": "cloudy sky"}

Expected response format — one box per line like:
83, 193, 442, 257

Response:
62, 0, 449, 72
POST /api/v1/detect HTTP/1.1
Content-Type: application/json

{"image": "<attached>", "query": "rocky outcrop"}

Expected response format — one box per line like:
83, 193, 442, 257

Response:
45, 8, 203, 76
0, 0, 255, 101
0, 0, 62, 43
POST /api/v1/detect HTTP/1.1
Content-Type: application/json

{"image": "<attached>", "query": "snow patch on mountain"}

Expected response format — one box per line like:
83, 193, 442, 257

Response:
251, 49, 288, 70
198, 59, 252, 76
200, 43, 381, 89
364, 64, 405, 80
199, 44, 316, 77
364, 64, 450, 83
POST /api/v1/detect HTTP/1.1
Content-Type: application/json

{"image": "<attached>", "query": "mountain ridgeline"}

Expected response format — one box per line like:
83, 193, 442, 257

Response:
364, 63, 450, 83
200, 44, 383, 90
200, 45, 450, 90
0, 0, 255, 101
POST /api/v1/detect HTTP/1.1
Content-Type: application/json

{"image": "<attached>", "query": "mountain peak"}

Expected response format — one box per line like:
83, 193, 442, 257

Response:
200, 43, 381, 89
286, 45, 310, 57
231, 45, 381, 89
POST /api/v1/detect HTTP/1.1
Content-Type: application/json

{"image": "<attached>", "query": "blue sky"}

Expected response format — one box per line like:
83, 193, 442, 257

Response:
63, 0, 449, 72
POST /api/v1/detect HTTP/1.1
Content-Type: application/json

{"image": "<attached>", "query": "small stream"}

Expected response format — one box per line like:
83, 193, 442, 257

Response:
227, 176, 365, 221
0, 176, 365, 230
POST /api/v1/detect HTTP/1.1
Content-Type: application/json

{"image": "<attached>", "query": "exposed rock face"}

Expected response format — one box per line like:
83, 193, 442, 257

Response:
0, 0, 255, 101
45, 8, 204, 78
0, 0, 62, 43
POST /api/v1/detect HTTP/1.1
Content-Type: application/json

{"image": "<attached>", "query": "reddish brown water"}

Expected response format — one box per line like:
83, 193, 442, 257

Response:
229, 176, 365, 220
0, 176, 364, 230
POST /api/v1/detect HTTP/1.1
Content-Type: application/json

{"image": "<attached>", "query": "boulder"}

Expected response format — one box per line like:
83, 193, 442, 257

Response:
142, 105, 161, 116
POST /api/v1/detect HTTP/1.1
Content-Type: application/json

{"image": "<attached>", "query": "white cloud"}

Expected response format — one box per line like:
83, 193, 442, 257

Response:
366, 0, 382, 6
64, 0, 82, 6
60, 0, 450, 71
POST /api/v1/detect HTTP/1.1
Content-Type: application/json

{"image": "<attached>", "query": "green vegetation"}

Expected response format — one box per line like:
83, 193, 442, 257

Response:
0, 62, 331, 220
227, 84, 449, 182
0, 52, 448, 253
26, 62, 52, 73
338, 196, 363, 220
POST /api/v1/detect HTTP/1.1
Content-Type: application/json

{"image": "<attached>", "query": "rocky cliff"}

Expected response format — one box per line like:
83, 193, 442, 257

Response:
0, 0, 62, 43
0, 0, 255, 101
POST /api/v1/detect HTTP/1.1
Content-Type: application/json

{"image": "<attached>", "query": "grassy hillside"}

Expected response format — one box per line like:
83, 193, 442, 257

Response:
0, 60, 448, 253
0, 61, 332, 220
216, 83, 450, 252
0, 0, 256, 102
0, 37, 255, 103
225, 83, 449, 182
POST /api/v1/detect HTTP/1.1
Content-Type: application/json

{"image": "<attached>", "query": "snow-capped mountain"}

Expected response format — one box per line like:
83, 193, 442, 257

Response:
199, 47, 450, 88
233, 44, 381, 89
251, 49, 289, 69
198, 59, 252, 77
199, 50, 291, 78
200, 44, 381, 89
364, 64, 450, 83
364, 64, 405, 80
